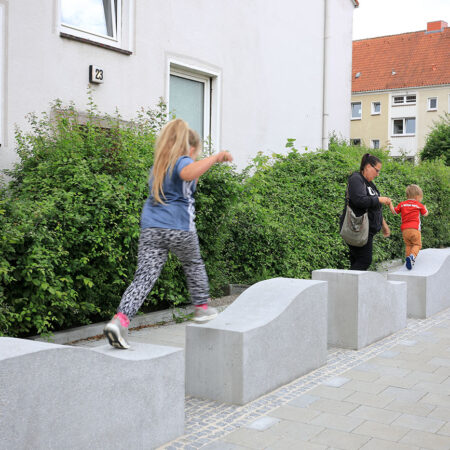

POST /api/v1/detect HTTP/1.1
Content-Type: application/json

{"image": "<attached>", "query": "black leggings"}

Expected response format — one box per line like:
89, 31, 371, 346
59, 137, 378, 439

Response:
348, 232, 375, 270
117, 228, 210, 318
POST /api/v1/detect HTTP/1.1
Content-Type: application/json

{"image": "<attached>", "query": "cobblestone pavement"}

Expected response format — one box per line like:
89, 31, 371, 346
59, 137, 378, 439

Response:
158, 308, 450, 449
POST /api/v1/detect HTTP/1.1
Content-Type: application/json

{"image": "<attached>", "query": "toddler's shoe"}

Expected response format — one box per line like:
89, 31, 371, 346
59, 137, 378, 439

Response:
104, 312, 130, 349
405, 254, 415, 270
194, 304, 218, 323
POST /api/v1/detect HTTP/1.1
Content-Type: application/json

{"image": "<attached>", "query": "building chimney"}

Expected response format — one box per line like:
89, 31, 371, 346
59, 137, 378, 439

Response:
426, 21, 448, 33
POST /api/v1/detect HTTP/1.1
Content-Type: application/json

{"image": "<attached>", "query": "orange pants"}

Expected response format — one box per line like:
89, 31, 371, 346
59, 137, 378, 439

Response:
402, 228, 422, 258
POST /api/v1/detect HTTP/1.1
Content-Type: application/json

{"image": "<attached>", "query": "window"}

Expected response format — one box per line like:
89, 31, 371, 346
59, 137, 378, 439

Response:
371, 140, 380, 149
61, 0, 119, 38
59, 0, 133, 52
169, 69, 211, 141
392, 95, 416, 105
428, 97, 438, 111
351, 102, 362, 119
371, 102, 381, 115
393, 118, 416, 135
351, 138, 361, 146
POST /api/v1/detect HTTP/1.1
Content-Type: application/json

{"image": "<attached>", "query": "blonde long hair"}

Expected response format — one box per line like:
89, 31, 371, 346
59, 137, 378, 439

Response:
151, 119, 201, 204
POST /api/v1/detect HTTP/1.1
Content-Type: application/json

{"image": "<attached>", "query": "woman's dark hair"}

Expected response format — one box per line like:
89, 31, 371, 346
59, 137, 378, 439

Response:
360, 153, 381, 172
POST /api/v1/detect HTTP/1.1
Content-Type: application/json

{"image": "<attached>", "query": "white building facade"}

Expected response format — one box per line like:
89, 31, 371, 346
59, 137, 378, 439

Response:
0, 0, 357, 171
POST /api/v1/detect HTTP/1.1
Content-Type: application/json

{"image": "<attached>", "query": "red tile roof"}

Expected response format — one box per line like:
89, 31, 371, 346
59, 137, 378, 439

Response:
352, 25, 450, 93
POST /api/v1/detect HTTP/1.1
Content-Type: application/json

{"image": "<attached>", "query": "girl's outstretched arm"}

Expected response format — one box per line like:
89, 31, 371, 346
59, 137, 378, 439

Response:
180, 151, 233, 181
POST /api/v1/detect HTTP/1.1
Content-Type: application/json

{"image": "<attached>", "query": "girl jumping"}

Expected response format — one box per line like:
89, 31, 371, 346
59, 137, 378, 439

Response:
104, 119, 233, 349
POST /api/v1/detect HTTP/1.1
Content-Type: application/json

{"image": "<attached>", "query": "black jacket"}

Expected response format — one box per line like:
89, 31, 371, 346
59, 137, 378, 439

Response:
345, 171, 383, 233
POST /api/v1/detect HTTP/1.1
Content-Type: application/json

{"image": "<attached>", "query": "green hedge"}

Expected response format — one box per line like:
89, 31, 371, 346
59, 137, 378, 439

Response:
221, 140, 449, 286
1, 101, 449, 337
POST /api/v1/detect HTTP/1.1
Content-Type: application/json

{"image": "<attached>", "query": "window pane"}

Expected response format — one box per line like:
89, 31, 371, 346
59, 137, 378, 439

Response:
405, 118, 416, 134
170, 75, 205, 139
406, 95, 416, 103
61, 0, 114, 37
429, 98, 437, 109
351, 102, 361, 118
373, 102, 380, 113
372, 140, 380, 149
393, 96, 404, 104
393, 119, 403, 134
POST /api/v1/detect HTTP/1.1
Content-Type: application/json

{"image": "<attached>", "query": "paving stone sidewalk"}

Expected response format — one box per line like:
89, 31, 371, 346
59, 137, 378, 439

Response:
74, 305, 450, 450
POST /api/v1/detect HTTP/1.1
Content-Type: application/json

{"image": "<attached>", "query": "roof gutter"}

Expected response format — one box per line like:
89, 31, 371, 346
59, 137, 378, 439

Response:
352, 83, 450, 94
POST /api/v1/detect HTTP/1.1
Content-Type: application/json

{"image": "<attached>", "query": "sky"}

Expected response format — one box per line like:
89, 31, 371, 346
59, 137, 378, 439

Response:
353, 0, 449, 40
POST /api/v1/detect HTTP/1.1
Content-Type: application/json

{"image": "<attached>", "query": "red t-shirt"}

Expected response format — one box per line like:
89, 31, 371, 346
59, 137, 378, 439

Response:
394, 199, 428, 231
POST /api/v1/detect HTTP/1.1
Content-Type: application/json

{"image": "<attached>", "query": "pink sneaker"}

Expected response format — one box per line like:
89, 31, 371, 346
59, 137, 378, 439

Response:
103, 313, 130, 349
193, 304, 218, 323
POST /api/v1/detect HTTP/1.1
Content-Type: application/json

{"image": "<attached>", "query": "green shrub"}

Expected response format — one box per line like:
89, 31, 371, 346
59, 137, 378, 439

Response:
1, 98, 163, 336
1, 97, 448, 338
222, 140, 449, 285
421, 113, 450, 166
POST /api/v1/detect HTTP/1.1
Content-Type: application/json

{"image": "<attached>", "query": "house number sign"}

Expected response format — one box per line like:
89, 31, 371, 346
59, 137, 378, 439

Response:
89, 65, 104, 84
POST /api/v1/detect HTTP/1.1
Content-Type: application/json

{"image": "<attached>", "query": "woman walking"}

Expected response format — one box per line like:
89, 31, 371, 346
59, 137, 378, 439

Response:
343, 153, 391, 270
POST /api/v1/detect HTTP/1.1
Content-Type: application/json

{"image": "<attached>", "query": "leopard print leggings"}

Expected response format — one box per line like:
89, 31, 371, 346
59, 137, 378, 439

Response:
117, 228, 210, 318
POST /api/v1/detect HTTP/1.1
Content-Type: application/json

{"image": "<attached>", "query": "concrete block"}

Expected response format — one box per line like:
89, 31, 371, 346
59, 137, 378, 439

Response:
185, 277, 327, 405
0, 337, 184, 450
387, 248, 450, 318
312, 269, 406, 350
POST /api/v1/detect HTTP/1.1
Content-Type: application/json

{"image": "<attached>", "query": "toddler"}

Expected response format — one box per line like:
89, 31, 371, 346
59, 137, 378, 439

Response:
389, 184, 429, 270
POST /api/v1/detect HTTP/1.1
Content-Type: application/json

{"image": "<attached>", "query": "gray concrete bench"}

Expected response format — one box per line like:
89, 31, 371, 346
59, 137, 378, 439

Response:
312, 269, 406, 350
0, 337, 184, 450
388, 248, 450, 318
185, 278, 327, 405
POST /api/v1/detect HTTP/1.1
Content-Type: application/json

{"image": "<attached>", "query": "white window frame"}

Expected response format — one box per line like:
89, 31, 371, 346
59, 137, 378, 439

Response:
58, 0, 134, 52
392, 117, 416, 136
371, 139, 380, 149
371, 102, 381, 115
427, 97, 438, 111
351, 102, 362, 120
166, 58, 221, 152
169, 68, 211, 140
392, 94, 416, 106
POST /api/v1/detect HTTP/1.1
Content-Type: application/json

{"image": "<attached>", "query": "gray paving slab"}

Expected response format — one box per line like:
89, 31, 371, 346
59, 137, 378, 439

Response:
69, 304, 450, 450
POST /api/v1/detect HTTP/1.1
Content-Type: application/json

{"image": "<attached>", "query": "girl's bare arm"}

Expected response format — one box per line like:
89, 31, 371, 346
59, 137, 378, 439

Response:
180, 151, 233, 181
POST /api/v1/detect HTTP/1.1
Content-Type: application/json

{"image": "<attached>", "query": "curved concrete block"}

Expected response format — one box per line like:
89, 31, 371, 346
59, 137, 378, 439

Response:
312, 269, 407, 350
0, 338, 184, 450
185, 278, 327, 405
388, 248, 450, 318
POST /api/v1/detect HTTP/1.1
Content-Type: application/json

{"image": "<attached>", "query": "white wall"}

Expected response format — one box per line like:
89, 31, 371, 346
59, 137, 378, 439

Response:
323, 0, 354, 146
1, 0, 355, 171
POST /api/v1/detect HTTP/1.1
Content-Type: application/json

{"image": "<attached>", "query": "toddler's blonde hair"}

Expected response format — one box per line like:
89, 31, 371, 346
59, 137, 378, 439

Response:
151, 119, 201, 204
406, 184, 423, 199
